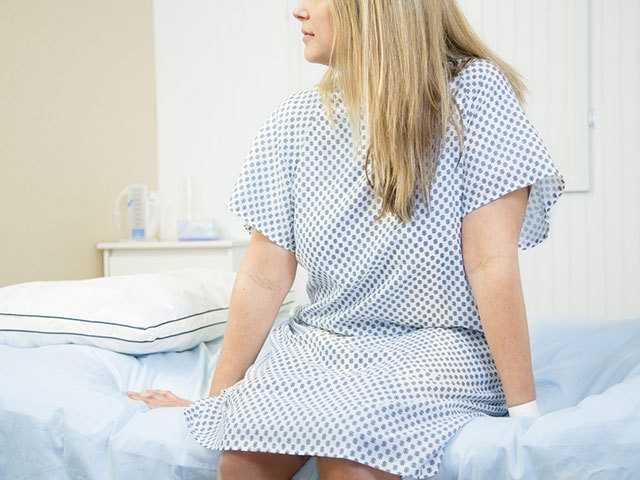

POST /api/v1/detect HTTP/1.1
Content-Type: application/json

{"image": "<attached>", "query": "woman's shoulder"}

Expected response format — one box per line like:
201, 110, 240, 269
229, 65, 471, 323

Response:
451, 57, 522, 127
273, 86, 320, 118
451, 57, 512, 103
260, 87, 318, 133
453, 57, 506, 86
263, 87, 320, 144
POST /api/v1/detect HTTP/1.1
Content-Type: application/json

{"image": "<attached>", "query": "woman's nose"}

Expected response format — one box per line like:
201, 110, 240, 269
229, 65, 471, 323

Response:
292, 6, 309, 21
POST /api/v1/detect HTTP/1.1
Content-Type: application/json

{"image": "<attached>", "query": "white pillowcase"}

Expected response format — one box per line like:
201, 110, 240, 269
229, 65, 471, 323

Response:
0, 267, 293, 355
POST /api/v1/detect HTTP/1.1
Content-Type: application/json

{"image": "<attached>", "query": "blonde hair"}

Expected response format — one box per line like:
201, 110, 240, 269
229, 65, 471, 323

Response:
317, 0, 527, 224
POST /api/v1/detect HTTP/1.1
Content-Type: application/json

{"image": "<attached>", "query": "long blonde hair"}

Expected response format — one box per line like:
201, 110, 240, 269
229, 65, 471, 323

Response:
318, 0, 527, 224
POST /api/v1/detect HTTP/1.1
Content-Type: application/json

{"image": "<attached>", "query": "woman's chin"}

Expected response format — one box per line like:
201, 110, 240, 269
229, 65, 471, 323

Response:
304, 53, 327, 65
303, 51, 328, 66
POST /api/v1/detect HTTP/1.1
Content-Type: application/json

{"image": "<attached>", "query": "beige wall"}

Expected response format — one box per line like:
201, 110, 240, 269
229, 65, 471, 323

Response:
0, 0, 158, 286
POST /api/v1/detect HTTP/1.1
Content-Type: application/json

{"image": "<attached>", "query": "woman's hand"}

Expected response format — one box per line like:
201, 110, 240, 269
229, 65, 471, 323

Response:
127, 389, 193, 408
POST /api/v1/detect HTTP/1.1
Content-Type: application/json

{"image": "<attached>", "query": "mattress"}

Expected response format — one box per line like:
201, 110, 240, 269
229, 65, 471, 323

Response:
1, 312, 639, 479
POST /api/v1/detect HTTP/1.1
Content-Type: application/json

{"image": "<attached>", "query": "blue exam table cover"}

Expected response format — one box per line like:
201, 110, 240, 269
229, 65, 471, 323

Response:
1, 314, 639, 479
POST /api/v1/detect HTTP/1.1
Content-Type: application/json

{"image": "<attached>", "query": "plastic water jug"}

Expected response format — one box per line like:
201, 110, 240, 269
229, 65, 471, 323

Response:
113, 184, 161, 241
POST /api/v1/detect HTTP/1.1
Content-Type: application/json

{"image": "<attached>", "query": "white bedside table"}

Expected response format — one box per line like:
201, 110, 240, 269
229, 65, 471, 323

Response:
96, 240, 250, 277
96, 239, 297, 307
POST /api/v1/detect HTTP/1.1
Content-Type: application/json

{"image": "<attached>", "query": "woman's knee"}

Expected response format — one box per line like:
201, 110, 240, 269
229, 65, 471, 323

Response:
316, 456, 401, 480
217, 449, 310, 480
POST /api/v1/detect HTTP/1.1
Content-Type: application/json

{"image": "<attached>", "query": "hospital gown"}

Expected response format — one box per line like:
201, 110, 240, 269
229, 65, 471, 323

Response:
183, 58, 566, 479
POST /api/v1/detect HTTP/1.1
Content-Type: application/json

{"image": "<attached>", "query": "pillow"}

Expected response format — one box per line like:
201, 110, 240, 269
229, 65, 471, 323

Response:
0, 267, 294, 355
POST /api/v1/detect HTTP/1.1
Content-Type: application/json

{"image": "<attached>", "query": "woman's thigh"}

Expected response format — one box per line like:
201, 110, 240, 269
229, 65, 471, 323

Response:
315, 456, 401, 480
217, 449, 310, 480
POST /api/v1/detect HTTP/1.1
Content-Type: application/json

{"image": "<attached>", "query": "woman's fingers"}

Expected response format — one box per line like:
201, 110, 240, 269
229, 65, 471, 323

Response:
126, 389, 193, 408
148, 389, 173, 397
128, 389, 167, 396
127, 389, 183, 402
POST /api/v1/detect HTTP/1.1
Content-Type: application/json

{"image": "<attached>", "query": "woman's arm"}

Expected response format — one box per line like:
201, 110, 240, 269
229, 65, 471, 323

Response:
461, 185, 537, 409
125, 229, 296, 408
208, 229, 297, 396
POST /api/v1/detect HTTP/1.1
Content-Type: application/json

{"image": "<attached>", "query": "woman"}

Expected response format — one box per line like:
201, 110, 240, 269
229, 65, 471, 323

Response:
128, 0, 565, 478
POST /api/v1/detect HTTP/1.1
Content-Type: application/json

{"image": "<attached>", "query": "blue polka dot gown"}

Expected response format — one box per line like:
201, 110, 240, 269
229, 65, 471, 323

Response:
183, 58, 566, 479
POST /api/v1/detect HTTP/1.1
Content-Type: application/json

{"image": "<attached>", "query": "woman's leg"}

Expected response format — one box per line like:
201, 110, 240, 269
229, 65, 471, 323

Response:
217, 450, 310, 480
316, 456, 401, 480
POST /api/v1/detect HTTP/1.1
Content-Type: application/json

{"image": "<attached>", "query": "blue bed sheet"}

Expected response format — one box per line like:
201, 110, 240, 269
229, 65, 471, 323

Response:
1, 315, 639, 479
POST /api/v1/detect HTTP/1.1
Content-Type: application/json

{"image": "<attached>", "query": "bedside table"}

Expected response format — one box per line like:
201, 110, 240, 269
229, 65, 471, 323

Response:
96, 239, 297, 307
96, 240, 250, 277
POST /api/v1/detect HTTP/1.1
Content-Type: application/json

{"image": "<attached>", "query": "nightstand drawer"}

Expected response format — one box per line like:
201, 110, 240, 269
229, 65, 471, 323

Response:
97, 240, 248, 276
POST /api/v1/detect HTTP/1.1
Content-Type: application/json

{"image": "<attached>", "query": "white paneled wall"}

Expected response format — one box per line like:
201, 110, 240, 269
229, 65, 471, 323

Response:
585, 0, 640, 323
152, 0, 322, 240
152, 1, 640, 326
521, 0, 640, 325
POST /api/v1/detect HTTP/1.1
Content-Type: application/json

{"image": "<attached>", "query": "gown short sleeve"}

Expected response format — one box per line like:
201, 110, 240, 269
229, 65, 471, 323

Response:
226, 102, 296, 254
459, 60, 566, 250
